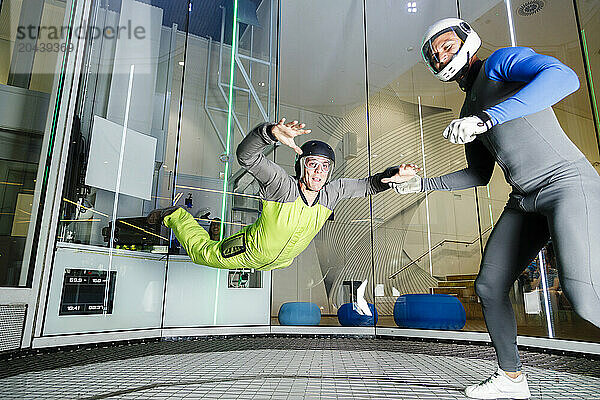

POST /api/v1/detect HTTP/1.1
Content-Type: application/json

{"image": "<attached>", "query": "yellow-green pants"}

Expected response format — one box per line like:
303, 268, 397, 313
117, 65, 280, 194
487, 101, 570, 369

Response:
164, 208, 262, 270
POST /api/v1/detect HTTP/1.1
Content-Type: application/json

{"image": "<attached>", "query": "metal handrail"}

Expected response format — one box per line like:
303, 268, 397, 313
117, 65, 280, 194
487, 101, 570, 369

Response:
388, 225, 494, 279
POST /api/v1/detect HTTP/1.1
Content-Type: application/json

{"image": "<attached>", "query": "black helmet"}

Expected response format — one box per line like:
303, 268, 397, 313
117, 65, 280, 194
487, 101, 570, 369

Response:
294, 140, 335, 179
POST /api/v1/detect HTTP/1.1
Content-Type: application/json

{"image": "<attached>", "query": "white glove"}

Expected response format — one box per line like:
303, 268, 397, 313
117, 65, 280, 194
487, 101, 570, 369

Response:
391, 175, 422, 194
443, 114, 494, 144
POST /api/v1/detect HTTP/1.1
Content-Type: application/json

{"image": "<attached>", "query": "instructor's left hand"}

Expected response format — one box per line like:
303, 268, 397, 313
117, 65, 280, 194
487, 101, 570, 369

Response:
443, 115, 491, 144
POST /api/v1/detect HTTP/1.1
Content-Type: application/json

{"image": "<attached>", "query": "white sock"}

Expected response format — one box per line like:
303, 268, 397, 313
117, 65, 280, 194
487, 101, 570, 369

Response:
503, 371, 523, 382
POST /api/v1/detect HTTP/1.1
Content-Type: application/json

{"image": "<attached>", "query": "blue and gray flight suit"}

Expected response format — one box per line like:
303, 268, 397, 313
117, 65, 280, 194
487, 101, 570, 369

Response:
422, 47, 600, 372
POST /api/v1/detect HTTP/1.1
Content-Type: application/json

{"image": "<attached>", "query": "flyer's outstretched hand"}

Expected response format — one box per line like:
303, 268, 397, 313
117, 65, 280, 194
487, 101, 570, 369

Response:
271, 118, 311, 155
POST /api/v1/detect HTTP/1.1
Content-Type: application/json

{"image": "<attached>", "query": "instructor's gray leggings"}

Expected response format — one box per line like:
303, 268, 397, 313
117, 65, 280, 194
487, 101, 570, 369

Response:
475, 159, 600, 372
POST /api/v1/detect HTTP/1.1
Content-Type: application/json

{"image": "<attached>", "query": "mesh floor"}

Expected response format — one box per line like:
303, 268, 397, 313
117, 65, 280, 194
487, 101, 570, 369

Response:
1, 336, 599, 399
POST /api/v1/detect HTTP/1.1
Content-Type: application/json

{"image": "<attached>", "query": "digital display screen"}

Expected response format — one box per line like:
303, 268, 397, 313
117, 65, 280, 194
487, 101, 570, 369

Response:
59, 269, 117, 315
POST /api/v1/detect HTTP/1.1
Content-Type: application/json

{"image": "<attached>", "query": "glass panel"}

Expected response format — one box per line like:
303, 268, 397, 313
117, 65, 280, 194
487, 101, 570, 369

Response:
366, 1, 462, 328
166, 0, 277, 327
0, 0, 73, 287
58, 0, 188, 252
271, 0, 373, 327
365, 1, 512, 331
510, 0, 600, 343
49, 0, 189, 332
461, 0, 513, 332
575, 0, 600, 171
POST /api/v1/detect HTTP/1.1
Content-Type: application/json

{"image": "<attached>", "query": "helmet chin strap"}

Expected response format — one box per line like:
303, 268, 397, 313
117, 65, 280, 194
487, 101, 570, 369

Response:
455, 51, 472, 90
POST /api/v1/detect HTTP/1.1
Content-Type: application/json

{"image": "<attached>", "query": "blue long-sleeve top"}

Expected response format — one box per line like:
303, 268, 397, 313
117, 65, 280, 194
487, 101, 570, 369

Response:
483, 47, 580, 126
423, 47, 585, 194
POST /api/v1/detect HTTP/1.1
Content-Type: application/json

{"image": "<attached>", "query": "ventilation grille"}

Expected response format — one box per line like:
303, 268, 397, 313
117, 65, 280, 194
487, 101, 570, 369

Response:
517, 0, 545, 16
0, 304, 27, 352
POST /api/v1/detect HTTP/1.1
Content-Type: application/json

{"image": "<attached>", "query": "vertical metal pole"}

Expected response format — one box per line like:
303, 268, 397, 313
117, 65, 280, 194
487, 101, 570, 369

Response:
248, 26, 253, 132
274, 0, 281, 120
218, 6, 225, 88
215, 0, 239, 326
572, 0, 600, 149
538, 250, 555, 338
267, 0, 274, 120
418, 96, 433, 276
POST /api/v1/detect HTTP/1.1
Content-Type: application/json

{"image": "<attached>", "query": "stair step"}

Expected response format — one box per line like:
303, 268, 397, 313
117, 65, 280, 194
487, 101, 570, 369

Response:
432, 287, 465, 295
432, 287, 476, 297
446, 274, 479, 281
438, 280, 475, 288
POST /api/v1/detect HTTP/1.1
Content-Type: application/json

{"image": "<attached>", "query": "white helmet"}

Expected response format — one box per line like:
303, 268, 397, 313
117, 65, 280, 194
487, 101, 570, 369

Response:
421, 18, 481, 82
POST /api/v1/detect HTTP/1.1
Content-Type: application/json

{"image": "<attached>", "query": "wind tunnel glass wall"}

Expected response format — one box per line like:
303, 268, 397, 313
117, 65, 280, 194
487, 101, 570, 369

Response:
46, 0, 187, 334
508, 0, 600, 343
366, 0, 483, 330
0, 0, 72, 287
272, 0, 600, 344
48, 0, 276, 334
270, 0, 373, 327
44, 0, 600, 343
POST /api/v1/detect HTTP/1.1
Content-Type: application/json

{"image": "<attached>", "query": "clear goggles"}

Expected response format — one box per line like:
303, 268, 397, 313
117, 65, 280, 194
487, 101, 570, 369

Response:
303, 156, 332, 172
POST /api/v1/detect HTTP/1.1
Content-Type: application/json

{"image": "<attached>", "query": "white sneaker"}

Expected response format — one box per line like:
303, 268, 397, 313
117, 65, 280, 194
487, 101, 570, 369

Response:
465, 367, 531, 399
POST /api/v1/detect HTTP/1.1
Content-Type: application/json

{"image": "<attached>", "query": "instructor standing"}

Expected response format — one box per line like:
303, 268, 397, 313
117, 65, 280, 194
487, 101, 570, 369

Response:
394, 18, 600, 399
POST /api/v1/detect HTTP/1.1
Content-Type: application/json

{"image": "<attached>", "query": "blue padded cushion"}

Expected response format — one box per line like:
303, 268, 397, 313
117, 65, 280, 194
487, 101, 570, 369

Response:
337, 303, 378, 326
394, 294, 466, 330
278, 302, 321, 326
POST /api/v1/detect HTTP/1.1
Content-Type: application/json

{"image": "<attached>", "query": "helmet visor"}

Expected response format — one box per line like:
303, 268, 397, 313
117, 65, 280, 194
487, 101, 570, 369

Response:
422, 26, 467, 73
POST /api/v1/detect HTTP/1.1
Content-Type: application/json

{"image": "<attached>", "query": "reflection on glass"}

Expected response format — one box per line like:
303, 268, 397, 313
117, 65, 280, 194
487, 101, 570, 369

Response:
270, 0, 373, 327
511, 0, 600, 343
58, 0, 190, 253
0, 0, 71, 287
32, 0, 599, 342
367, 1, 476, 327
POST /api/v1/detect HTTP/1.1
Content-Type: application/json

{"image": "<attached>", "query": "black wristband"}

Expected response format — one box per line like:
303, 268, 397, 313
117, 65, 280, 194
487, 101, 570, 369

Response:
369, 166, 398, 193
381, 166, 399, 178
475, 111, 494, 130
266, 124, 278, 141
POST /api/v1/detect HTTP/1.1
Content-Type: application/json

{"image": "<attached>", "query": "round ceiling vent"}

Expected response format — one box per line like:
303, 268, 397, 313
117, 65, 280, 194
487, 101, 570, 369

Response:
517, 0, 545, 16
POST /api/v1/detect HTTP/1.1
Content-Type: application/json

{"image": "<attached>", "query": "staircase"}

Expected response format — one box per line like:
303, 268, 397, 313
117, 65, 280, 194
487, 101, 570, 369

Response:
431, 274, 483, 319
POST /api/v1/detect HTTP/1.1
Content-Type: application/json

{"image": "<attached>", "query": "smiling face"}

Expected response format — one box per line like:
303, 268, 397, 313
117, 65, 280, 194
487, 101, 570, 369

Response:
426, 30, 462, 72
302, 155, 331, 192
208, 219, 221, 240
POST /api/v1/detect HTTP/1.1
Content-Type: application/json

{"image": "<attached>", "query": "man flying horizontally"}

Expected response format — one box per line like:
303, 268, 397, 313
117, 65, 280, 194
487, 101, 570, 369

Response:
147, 118, 418, 271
